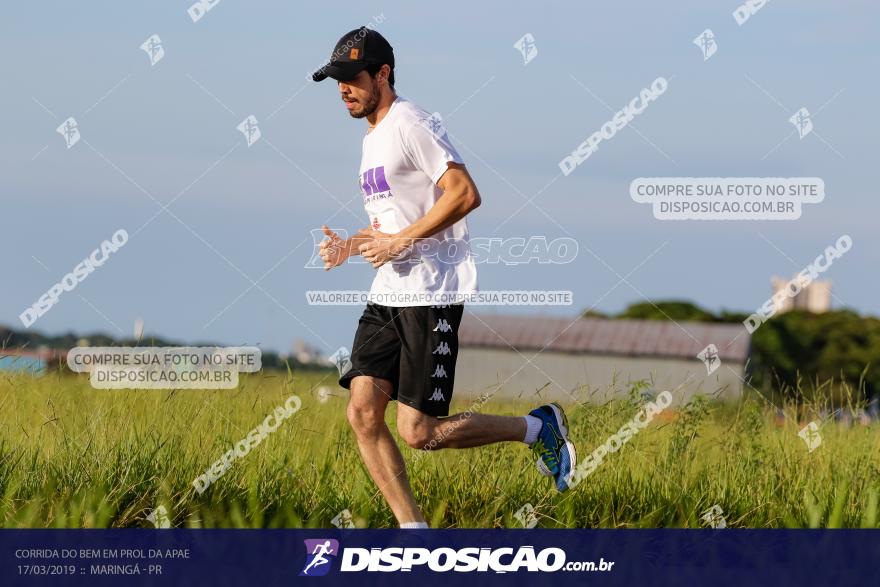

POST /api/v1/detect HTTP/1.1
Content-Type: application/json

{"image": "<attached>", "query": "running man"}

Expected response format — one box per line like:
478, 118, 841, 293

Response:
302, 541, 335, 575
312, 26, 576, 528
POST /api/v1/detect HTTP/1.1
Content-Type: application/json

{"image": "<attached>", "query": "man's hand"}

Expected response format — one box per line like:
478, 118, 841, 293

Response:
319, 225, 350, 271
357, 228, 413, 268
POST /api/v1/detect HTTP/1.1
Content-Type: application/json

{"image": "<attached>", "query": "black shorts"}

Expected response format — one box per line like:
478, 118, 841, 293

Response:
339, 303, 464, 417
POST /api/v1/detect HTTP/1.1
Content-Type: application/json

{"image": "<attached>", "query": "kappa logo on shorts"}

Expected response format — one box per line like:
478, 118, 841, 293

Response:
432, 341, 451, 355
431, 364, 448, 378
433, 319, 452, 333
429, 388, 445, 402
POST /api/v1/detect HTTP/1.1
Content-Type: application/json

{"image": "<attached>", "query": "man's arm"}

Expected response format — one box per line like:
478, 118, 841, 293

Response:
400, 163, 481, 240
358, 163, 481, 267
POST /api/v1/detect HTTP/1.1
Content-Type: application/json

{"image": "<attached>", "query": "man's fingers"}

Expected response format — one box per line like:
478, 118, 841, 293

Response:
318, 227, 347, 272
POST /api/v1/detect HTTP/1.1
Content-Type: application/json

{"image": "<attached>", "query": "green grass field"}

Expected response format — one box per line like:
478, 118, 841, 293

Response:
2, 369, 879, 528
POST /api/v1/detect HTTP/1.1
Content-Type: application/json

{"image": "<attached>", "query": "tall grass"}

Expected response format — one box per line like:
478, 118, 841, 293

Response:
1, 368, 879, 528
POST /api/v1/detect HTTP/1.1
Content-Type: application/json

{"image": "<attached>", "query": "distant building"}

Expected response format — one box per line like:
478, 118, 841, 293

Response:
291, 339, 323, 365
770, 275, 831, 314
454, 314, 751, 405
0, 347, 65, 374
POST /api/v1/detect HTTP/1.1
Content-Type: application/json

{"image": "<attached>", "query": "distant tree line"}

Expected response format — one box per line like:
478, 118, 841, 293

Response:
0, 326, 333, 373
583, 301, 880, 400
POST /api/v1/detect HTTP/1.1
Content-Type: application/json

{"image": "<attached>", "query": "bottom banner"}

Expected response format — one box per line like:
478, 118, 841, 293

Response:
2, 529, 876, 586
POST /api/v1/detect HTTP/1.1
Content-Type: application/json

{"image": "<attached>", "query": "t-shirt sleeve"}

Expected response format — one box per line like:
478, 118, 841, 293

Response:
402, 118, 465, 185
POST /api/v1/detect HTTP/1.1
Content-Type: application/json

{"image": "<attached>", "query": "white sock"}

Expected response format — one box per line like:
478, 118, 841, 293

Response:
400, 522, 429, 529
523, 415, 543, 445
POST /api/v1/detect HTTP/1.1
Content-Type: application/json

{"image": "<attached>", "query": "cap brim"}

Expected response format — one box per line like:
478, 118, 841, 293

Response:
312, 61, 368, 82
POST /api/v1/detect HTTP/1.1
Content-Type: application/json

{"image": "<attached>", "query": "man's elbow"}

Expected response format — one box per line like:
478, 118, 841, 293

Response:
464, 187, 481, 212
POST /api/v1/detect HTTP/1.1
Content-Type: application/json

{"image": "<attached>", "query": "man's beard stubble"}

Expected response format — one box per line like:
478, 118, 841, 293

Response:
349, 80, 381, 119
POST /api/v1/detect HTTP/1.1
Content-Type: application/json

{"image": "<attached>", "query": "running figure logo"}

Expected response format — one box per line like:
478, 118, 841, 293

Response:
140, 34, 165, 66
328, 347, 352, 378
514, 33, 538, 65
300, 539, 339, 577
692, 29, 717, 61
789, 107, 813, 139
696, 344, 721, 375
56, 117, 80, 149
237, 115, 261, 147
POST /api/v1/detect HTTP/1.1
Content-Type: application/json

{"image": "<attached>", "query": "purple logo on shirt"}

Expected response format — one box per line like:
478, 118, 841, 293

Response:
361, 166, 391, 196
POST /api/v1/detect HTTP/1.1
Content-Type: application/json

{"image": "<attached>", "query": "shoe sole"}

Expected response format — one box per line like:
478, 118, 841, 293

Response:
557, 440, 577, 491
546, 403, 577, 491
547, 402, 570, 439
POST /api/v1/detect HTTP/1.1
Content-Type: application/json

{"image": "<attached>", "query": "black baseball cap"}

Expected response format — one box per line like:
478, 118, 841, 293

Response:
312, 26, 394, 82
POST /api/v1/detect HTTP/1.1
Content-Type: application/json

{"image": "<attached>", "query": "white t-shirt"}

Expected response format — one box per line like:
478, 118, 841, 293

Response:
359, 97, 478, 306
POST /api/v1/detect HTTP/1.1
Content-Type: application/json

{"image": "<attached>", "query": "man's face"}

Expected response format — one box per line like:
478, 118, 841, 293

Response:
337, 70, 381, 119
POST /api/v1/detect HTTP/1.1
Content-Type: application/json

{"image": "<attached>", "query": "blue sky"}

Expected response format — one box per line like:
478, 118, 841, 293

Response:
1, 1, 877, 356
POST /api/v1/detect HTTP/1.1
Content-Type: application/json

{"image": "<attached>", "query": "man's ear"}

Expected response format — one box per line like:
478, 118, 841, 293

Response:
379, 64, 391, 84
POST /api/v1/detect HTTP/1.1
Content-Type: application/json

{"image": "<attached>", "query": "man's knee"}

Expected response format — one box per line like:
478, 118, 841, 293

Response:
347, 401, 385, 436
397, 416, 439, 450
347, 377, 390, 436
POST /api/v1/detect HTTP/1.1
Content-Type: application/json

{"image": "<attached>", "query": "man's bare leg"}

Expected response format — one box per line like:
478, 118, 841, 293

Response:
346, 375, 425, 524
396, 403, 527, 450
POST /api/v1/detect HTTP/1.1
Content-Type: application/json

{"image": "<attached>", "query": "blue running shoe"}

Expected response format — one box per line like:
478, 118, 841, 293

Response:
529, 403, 576, 492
